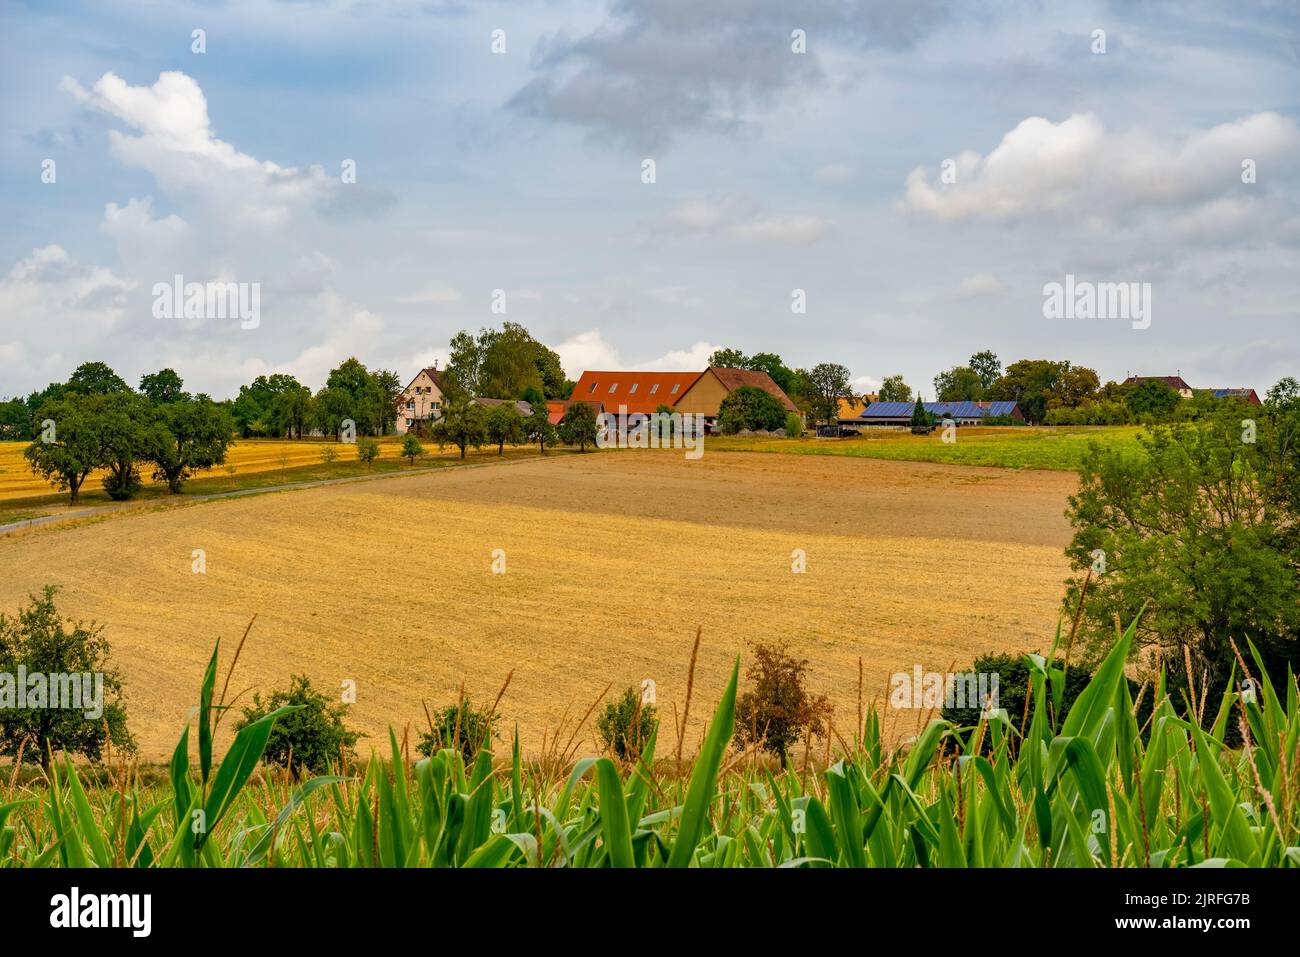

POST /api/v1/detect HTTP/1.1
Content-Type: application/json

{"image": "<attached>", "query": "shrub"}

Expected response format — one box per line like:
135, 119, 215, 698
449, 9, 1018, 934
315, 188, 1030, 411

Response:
400, 435, 424, 465
417, 699, 496, 763
734, 640, 832, 762
719, 386, 787, 434
355, 436, 380, 468
941, 652, 1154, 754
596, 687, 657, 759
784, 413, 803, 438
101, 465, 143, 500
0, 586, 134, 765
237, 674, 361, 775
319, 444, 337, 465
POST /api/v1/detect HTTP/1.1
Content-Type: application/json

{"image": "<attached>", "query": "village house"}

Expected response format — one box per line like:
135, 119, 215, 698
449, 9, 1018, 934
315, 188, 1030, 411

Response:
395, 366, 448, 435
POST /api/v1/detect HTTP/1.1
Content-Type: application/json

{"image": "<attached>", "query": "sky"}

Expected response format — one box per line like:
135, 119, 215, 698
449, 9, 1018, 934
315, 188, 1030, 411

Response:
1, 0, 1297, 401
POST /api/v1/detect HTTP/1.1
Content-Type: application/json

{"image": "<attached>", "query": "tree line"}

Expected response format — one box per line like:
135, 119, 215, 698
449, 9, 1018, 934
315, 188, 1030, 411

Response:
16, 362, 233, 504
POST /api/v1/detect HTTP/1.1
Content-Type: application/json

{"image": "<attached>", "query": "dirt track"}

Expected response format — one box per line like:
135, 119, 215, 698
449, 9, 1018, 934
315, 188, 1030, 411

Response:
0, 450, 1078, 760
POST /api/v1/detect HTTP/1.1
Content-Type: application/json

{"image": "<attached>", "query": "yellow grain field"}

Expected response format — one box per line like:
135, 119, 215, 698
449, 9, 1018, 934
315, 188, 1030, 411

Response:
0, 437, 405, 503
0, 450, 1078, 761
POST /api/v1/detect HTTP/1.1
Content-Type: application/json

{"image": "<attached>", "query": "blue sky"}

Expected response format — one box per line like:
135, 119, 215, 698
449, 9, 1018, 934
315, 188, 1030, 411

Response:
2, 0, 1297, 400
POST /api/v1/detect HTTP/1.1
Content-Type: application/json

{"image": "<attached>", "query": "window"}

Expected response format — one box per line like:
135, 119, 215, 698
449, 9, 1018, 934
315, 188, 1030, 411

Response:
649, 383, 659, 395
629, 383, 638, 394
588, 381, 598, 393
406, 400, 414, 410
608, 383, 618, 393
671, 384, 681, 394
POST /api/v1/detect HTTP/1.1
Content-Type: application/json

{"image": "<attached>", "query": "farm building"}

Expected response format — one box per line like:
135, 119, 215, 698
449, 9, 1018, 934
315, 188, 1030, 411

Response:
396, 366, 448, 434
836, 394, 877, 421
544, 397, 603, 425
473, 397, 534, 416
1122, 375, 1194, 399
1210, 387, 1261, 405
570, 366, 799, 432
853, 400, 1024, 427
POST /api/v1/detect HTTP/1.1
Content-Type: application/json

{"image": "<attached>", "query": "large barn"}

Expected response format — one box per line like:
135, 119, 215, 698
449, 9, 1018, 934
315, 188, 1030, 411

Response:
570, 366, 799, 432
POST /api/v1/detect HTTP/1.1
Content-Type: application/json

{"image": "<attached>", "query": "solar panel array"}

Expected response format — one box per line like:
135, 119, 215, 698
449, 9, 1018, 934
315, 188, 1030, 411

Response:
859, 401, 1019, 419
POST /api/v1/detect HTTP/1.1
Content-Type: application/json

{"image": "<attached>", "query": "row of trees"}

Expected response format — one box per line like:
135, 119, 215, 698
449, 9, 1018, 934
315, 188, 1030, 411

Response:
21, 362, 233, 503
423, 393, 600, 458
230, 360, 401, 439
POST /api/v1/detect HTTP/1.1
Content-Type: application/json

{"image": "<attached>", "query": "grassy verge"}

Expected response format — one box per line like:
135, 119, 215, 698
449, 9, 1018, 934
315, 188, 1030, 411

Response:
710, 425, 1145, 471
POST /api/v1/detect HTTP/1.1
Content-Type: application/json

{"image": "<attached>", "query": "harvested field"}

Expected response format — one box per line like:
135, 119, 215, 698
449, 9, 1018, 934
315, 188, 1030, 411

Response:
0, 450, 1079, 761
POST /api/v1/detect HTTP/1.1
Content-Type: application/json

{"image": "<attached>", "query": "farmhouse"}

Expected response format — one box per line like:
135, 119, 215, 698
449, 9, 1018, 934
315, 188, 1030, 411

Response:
570, 366, 799, 432
854, 400, 1024, 427
396, 366, 448, 434
1122, 374, 1194, 399
1123, 374, 1260, 405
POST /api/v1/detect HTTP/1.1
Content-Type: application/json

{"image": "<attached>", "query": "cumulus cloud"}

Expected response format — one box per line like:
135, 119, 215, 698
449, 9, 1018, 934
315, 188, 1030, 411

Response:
902, 112, 1300, 226
0, 246, 134, 385
554, 328, 723, 379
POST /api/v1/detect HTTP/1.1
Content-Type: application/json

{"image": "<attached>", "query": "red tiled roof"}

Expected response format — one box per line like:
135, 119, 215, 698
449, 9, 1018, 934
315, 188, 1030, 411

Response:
707, 367, 798, 412
1122, 375, 1191, 391
570, 370, 705, 414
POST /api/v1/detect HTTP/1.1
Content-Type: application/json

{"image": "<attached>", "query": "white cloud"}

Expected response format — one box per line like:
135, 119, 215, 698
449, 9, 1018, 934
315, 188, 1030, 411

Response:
62, 71, 335, 224
902, 112, 1300, 225
665, 200, 726, 229
0, 246, 134, 384
730, 215, 826, 245
958, 273, 1005, 296
554, 329, 622, 378
853, 375, 881, 394
815, 162, 853, 183
396, 284, 463, 304
554, 329, 723, 379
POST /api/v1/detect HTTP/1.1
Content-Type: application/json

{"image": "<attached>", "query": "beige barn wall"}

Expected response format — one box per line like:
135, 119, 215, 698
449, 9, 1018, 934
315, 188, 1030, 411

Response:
672, 371, 728, 415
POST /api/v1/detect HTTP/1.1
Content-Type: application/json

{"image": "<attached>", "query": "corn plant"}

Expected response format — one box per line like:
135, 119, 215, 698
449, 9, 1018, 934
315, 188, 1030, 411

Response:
3, 620, 1299, 867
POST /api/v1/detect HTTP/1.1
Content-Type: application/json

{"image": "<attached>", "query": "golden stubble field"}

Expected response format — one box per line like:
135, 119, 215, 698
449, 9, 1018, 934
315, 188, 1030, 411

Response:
0, 450, 1078, 762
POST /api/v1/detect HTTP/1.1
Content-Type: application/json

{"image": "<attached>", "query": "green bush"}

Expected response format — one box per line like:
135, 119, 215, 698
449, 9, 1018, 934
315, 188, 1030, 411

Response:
237, 674, 361, 775
783, 413, 803, 437
719, 386, 787, 434
355, 436, 381, 468
596, 687, 658, 759
941, 652, 1154, 753
400, 434, 424, 465
417, 699, 496, 763
0, 586, 134, 765
101, 465, 143, 500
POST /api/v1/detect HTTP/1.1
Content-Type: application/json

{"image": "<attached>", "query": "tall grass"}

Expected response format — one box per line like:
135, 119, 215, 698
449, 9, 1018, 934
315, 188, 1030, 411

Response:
3, 617, 1298, 867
